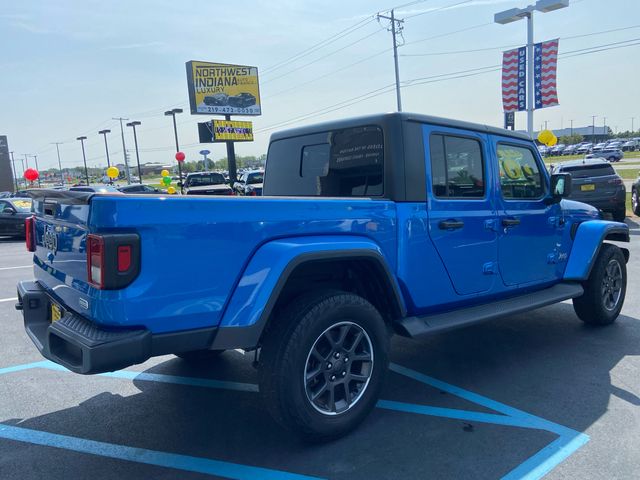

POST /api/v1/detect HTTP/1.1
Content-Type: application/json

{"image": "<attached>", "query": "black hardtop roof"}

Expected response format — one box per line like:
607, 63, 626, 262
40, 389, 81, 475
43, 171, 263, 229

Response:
269, 112, 531, 142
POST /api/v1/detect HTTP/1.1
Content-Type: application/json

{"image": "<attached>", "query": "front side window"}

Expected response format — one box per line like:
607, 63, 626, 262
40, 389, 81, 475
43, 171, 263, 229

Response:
497, 144, 544, 199
430, 134, 485, 198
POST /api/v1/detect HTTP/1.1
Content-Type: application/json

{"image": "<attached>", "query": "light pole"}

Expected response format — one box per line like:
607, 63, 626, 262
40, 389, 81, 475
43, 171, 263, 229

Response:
114, 117, 131, 184
51, 142, 64, 185
77, 136, 90, 185
495, 0, 569, 137
591, 115, 597, 142
165, 108, 184, 193
603, 116, 607, 138
98, 129, 112, 169
569, 119, 574, 136
126, 121, 143, 183
632, 117, 635, 133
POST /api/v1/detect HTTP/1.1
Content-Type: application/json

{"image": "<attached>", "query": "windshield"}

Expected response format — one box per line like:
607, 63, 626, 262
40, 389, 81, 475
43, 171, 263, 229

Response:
186, 173, 226, 187
247, 172, 264, 184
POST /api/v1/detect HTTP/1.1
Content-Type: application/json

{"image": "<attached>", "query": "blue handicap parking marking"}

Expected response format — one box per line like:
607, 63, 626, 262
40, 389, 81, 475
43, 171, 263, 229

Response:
0, 359, 589, 479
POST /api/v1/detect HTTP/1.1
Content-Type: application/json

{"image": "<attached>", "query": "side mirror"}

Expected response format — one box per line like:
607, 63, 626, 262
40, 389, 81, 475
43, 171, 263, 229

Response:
547, 173, 572, 203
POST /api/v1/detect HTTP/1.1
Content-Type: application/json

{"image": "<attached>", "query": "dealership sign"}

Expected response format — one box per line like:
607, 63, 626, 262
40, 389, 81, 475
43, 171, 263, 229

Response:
186, 61, 261, 116
197, 120, 254, 143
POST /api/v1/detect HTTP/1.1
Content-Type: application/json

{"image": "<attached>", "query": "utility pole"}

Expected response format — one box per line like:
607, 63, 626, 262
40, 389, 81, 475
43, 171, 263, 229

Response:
591, 115, 596, 143
377, 9, 404, 112
544, 120, 548, 130
9, 151, 18, 192
569, 119, 574, 136
51, 143, 64, 185
23, 154, 29, 169
603, 116, 607, 138
113, 117, 131, 184
632, 117, 635, 133
77, 136, 90, 185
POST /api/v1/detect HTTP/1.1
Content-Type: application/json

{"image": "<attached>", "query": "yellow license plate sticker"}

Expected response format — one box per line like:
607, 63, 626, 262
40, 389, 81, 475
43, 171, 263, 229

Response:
581, 184, 595, 191
51, 303, 62, 322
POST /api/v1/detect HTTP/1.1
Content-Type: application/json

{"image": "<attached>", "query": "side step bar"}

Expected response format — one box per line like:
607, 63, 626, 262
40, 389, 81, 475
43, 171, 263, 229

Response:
397, 282, 584, 338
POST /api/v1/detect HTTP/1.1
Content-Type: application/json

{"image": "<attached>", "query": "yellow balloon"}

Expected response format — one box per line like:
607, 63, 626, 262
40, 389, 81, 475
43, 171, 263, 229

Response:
106, 166, 119, 179
537, 130, 553, 144
547, 135, 558, 147
161, 169, 170, 178
167, 186, 176, 194
501, 159, 522, 180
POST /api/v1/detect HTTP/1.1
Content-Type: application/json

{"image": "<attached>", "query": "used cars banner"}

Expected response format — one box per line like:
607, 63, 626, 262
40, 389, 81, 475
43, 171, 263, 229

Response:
186, 61, 261, 116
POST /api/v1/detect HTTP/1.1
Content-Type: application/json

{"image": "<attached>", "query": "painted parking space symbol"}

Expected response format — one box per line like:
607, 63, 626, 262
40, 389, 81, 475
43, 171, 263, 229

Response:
0, 360, 588, 480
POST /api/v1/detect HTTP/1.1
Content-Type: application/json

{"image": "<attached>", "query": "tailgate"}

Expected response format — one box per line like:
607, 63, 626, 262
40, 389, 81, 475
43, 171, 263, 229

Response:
30, 190, 93, 310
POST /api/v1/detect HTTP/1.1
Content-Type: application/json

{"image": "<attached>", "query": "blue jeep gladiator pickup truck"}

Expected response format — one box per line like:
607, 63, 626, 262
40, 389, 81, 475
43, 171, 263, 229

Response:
17, 113, 629, 440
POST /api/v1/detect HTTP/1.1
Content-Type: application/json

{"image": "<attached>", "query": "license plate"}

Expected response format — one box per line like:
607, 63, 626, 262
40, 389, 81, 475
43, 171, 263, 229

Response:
581, 184, 595, 191
51, 303, 62, 323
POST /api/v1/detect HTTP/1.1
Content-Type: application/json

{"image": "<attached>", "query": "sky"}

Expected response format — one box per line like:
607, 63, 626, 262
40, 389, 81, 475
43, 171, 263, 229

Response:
1, 0, 639, 172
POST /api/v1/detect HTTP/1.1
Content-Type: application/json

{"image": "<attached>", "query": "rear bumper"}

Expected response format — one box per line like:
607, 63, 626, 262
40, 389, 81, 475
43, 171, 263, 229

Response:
16, 281, 216, 374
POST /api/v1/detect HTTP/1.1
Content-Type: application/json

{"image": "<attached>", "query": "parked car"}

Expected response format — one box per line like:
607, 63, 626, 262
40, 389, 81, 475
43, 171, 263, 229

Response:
632, 173, 640, 216
227, 92, 257, 108
118, 184, 164, 195
586, 148, 623, 162
233, 170, 264, 196
576, 143, 593, 155
182, 172, 234, 195
550, 144, 566, 156
551, 158, 626, 221
562, 144, 578, 155
622, 139, 638, 152
17, 112, 630, 441
0, 198, 32, 237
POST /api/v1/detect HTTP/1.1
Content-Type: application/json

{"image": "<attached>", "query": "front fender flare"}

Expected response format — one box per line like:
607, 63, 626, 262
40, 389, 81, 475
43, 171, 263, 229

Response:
564, 220, 629, 281
211, 235, 404, 350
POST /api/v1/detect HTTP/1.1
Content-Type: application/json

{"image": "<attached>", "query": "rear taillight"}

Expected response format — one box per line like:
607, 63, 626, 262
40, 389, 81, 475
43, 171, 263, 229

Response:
87, 233, 140, 289
250, 190, 257, 196
25, 216, 36, 252
87, 234, 105, 288
608, 178, 623, 185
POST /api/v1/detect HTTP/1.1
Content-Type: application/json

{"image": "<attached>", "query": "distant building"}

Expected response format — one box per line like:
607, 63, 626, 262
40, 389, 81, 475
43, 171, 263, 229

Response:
140, 162, 173, 175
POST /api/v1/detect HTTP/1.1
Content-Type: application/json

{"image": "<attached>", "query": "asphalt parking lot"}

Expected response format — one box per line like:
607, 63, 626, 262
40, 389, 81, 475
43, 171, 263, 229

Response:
1, 225, 639, 480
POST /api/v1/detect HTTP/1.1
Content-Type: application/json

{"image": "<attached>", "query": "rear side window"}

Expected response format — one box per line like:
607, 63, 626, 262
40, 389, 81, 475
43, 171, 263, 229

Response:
497, 144, 544, 199
265, 126, 383, 197
430, 134, 485, 198
560, 164, 615, 178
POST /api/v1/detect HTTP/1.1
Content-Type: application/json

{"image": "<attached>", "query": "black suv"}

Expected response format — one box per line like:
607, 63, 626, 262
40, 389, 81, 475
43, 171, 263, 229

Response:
551, 159, 626, 221
227, 93, 256, 108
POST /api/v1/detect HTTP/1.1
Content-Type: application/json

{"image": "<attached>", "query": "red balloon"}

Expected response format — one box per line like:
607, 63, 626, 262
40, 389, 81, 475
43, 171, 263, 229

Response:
175, 151, 185, 162
24, 168, 39, 182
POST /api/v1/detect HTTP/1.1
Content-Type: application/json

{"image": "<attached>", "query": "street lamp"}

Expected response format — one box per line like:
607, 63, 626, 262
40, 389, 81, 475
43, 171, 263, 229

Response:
77, 136, 90, 186
98, 129, 112, 168
9, 151, 18, 192
164, 108, 184, 193
126, 121, 143, 183
495, 0, 569, 137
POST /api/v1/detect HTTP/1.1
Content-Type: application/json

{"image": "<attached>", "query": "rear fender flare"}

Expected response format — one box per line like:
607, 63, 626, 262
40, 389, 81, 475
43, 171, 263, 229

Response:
564, 220, 629, 281
212, 235, 404, 350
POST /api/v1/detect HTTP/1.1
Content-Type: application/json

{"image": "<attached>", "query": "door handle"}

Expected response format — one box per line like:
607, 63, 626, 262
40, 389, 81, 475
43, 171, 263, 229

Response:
439, 219, 464, 230
501, 217, 520, 227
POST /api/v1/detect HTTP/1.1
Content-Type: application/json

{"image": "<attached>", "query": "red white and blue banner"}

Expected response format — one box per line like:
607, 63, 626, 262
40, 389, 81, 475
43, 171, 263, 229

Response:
502, 47, 527, 112
534, 38, 559, 109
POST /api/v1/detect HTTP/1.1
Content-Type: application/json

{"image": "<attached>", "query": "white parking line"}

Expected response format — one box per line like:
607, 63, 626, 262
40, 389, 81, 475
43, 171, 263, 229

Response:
0, 298, 18, 303
0, 265, 31, 271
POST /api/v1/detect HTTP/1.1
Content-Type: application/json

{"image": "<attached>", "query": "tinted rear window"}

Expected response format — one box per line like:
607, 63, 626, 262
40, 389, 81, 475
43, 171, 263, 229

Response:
265, 126, 383, 197
561, 164, 615, 178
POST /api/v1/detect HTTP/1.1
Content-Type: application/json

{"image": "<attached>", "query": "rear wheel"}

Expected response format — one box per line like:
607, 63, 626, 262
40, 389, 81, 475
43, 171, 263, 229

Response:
259, 290, 389, 441
632, 189, 640, 216
573, 243, 626, 325
612, 208, 626, 222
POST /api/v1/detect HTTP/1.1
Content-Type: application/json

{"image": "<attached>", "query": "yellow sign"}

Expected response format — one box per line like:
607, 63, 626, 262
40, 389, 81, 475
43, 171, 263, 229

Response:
212, 120, 254, 142
186, 61, 261, 116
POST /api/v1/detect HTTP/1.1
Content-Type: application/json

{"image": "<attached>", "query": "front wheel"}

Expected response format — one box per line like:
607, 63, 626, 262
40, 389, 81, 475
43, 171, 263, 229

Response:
573, 243, 626, 325
259, 290, 389, 441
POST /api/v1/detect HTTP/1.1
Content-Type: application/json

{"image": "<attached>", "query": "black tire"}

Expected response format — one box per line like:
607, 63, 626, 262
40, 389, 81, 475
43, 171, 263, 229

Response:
573, 243, 626, 325
176, 349, 225, 362
632, 188, 640, 216
612, 208, 626, 222
259, 290, 389, 442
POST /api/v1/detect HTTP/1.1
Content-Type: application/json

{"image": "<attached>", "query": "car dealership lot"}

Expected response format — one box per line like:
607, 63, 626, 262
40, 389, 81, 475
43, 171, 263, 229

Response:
1, 230, 639, 480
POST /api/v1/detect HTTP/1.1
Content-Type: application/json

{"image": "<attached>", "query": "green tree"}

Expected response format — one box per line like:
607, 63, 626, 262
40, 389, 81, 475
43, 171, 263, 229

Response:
558, 133, 584, 145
